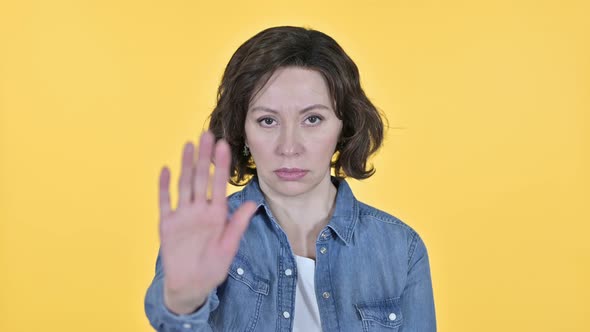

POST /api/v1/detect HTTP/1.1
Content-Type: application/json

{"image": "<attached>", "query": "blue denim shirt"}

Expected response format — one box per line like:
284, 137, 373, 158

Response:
145, 176, 436, 331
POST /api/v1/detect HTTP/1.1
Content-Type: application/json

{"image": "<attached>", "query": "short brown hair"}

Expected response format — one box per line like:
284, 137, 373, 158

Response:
208, 26, 385, 186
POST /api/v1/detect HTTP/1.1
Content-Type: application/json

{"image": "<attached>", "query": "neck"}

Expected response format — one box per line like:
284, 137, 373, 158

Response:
259, 173, 338, 232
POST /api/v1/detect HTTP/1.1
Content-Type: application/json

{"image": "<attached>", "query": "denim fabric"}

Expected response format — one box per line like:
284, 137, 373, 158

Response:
145, 176, 436, 331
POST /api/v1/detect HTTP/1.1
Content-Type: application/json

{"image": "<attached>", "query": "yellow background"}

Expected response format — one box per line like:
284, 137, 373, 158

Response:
1, 0, 588, 331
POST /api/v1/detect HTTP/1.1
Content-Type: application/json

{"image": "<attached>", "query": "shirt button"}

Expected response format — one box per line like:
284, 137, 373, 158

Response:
283, 311, 290, 319
322, 292, 330, 299
236, 267, 244, 275
182, 323, 192, 329
388, 313, 397, 321
321, 232, 328, 239
320, 247, 327, 254
285, 269, 292, 276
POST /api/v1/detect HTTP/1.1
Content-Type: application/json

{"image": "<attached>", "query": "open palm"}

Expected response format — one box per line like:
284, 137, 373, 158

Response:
158, 131, 257, 314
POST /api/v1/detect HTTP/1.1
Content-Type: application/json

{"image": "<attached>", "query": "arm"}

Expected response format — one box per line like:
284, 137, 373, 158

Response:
144, 249, 219, 332
400, 233, 437, 332
145, 132, 256, 331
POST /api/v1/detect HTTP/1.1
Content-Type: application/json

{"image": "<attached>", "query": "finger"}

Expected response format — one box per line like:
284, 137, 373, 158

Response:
159, 166, 172, 217
193, 131, 214, 202
219, 201, 257, 255
177, 142, 194, 208
211, 139, 231, 204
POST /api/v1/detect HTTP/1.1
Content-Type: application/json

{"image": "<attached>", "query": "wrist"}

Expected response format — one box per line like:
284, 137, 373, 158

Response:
163, 288, 207, 315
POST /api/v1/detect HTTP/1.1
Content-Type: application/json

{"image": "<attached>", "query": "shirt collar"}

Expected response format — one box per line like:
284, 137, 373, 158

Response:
240, 175, 358, 246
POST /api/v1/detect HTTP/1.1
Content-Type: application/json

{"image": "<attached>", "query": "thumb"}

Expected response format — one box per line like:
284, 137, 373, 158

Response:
219, 201, 257, 255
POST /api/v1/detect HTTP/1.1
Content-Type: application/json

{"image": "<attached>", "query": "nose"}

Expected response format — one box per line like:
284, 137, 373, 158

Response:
276, 124, 303, 157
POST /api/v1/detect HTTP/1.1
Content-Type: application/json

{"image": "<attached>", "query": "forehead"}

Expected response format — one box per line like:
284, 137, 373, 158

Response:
249, 67, 333, 110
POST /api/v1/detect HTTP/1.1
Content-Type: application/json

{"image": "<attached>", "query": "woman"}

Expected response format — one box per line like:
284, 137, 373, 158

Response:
145, 26, 436, 331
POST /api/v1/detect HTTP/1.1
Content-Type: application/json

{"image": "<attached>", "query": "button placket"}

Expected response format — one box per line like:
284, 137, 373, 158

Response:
277, 251, 296, 330
314, 237, 337, 331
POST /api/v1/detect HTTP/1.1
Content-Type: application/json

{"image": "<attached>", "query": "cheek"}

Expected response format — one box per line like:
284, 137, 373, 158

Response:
309, 135, 339, 157
246, 133, 268, 150
244, 122, 263, 146
244, 120, 254, 143
244, 132, 272, 160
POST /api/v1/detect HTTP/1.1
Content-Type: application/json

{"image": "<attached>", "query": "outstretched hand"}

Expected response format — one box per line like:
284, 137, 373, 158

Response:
158, 131, 257, 314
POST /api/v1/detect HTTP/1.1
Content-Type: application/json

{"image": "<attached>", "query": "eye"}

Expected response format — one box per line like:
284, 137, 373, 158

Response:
304, 115, 323, 125
257, 117, 276, 127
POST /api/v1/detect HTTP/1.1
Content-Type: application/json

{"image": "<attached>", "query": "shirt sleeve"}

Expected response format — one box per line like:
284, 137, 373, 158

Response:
144, 249, 219, 332
400, 232, 437, 332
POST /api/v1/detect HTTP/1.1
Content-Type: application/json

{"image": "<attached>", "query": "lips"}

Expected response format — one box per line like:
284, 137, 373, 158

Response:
274, 168, 308, 181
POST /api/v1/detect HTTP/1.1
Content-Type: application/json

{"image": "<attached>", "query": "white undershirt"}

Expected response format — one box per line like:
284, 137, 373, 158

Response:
293, 255, 323, 332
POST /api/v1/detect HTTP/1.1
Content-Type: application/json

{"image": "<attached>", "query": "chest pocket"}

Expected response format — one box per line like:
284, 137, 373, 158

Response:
355, 297, 403, 331
209, 253, 270, 332
227, 254, 270, 295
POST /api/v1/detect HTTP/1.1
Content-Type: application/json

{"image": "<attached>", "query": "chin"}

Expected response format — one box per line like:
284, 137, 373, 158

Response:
271, 180, 312, 197
260, 172, 318, 197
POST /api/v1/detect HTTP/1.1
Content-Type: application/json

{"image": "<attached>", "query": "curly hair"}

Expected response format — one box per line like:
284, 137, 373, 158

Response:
208, 26, 385, 186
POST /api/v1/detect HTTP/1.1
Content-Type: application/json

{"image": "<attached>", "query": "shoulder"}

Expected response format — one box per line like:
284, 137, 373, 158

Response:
355, 200, 428, 258
357, 200, 418, 235
226, 177, 265, 212
227, 189, 246, 212
227, 189, 242, 204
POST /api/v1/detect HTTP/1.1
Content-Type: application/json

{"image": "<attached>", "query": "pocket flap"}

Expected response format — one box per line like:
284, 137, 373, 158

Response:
355, 297, 403, 328
228, 254, 270, 295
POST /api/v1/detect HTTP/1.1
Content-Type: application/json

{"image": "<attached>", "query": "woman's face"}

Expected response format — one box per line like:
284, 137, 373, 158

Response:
245, 66, 343, 197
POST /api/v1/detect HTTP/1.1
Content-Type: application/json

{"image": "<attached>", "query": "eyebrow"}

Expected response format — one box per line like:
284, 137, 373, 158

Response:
249, 104, 331, 114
